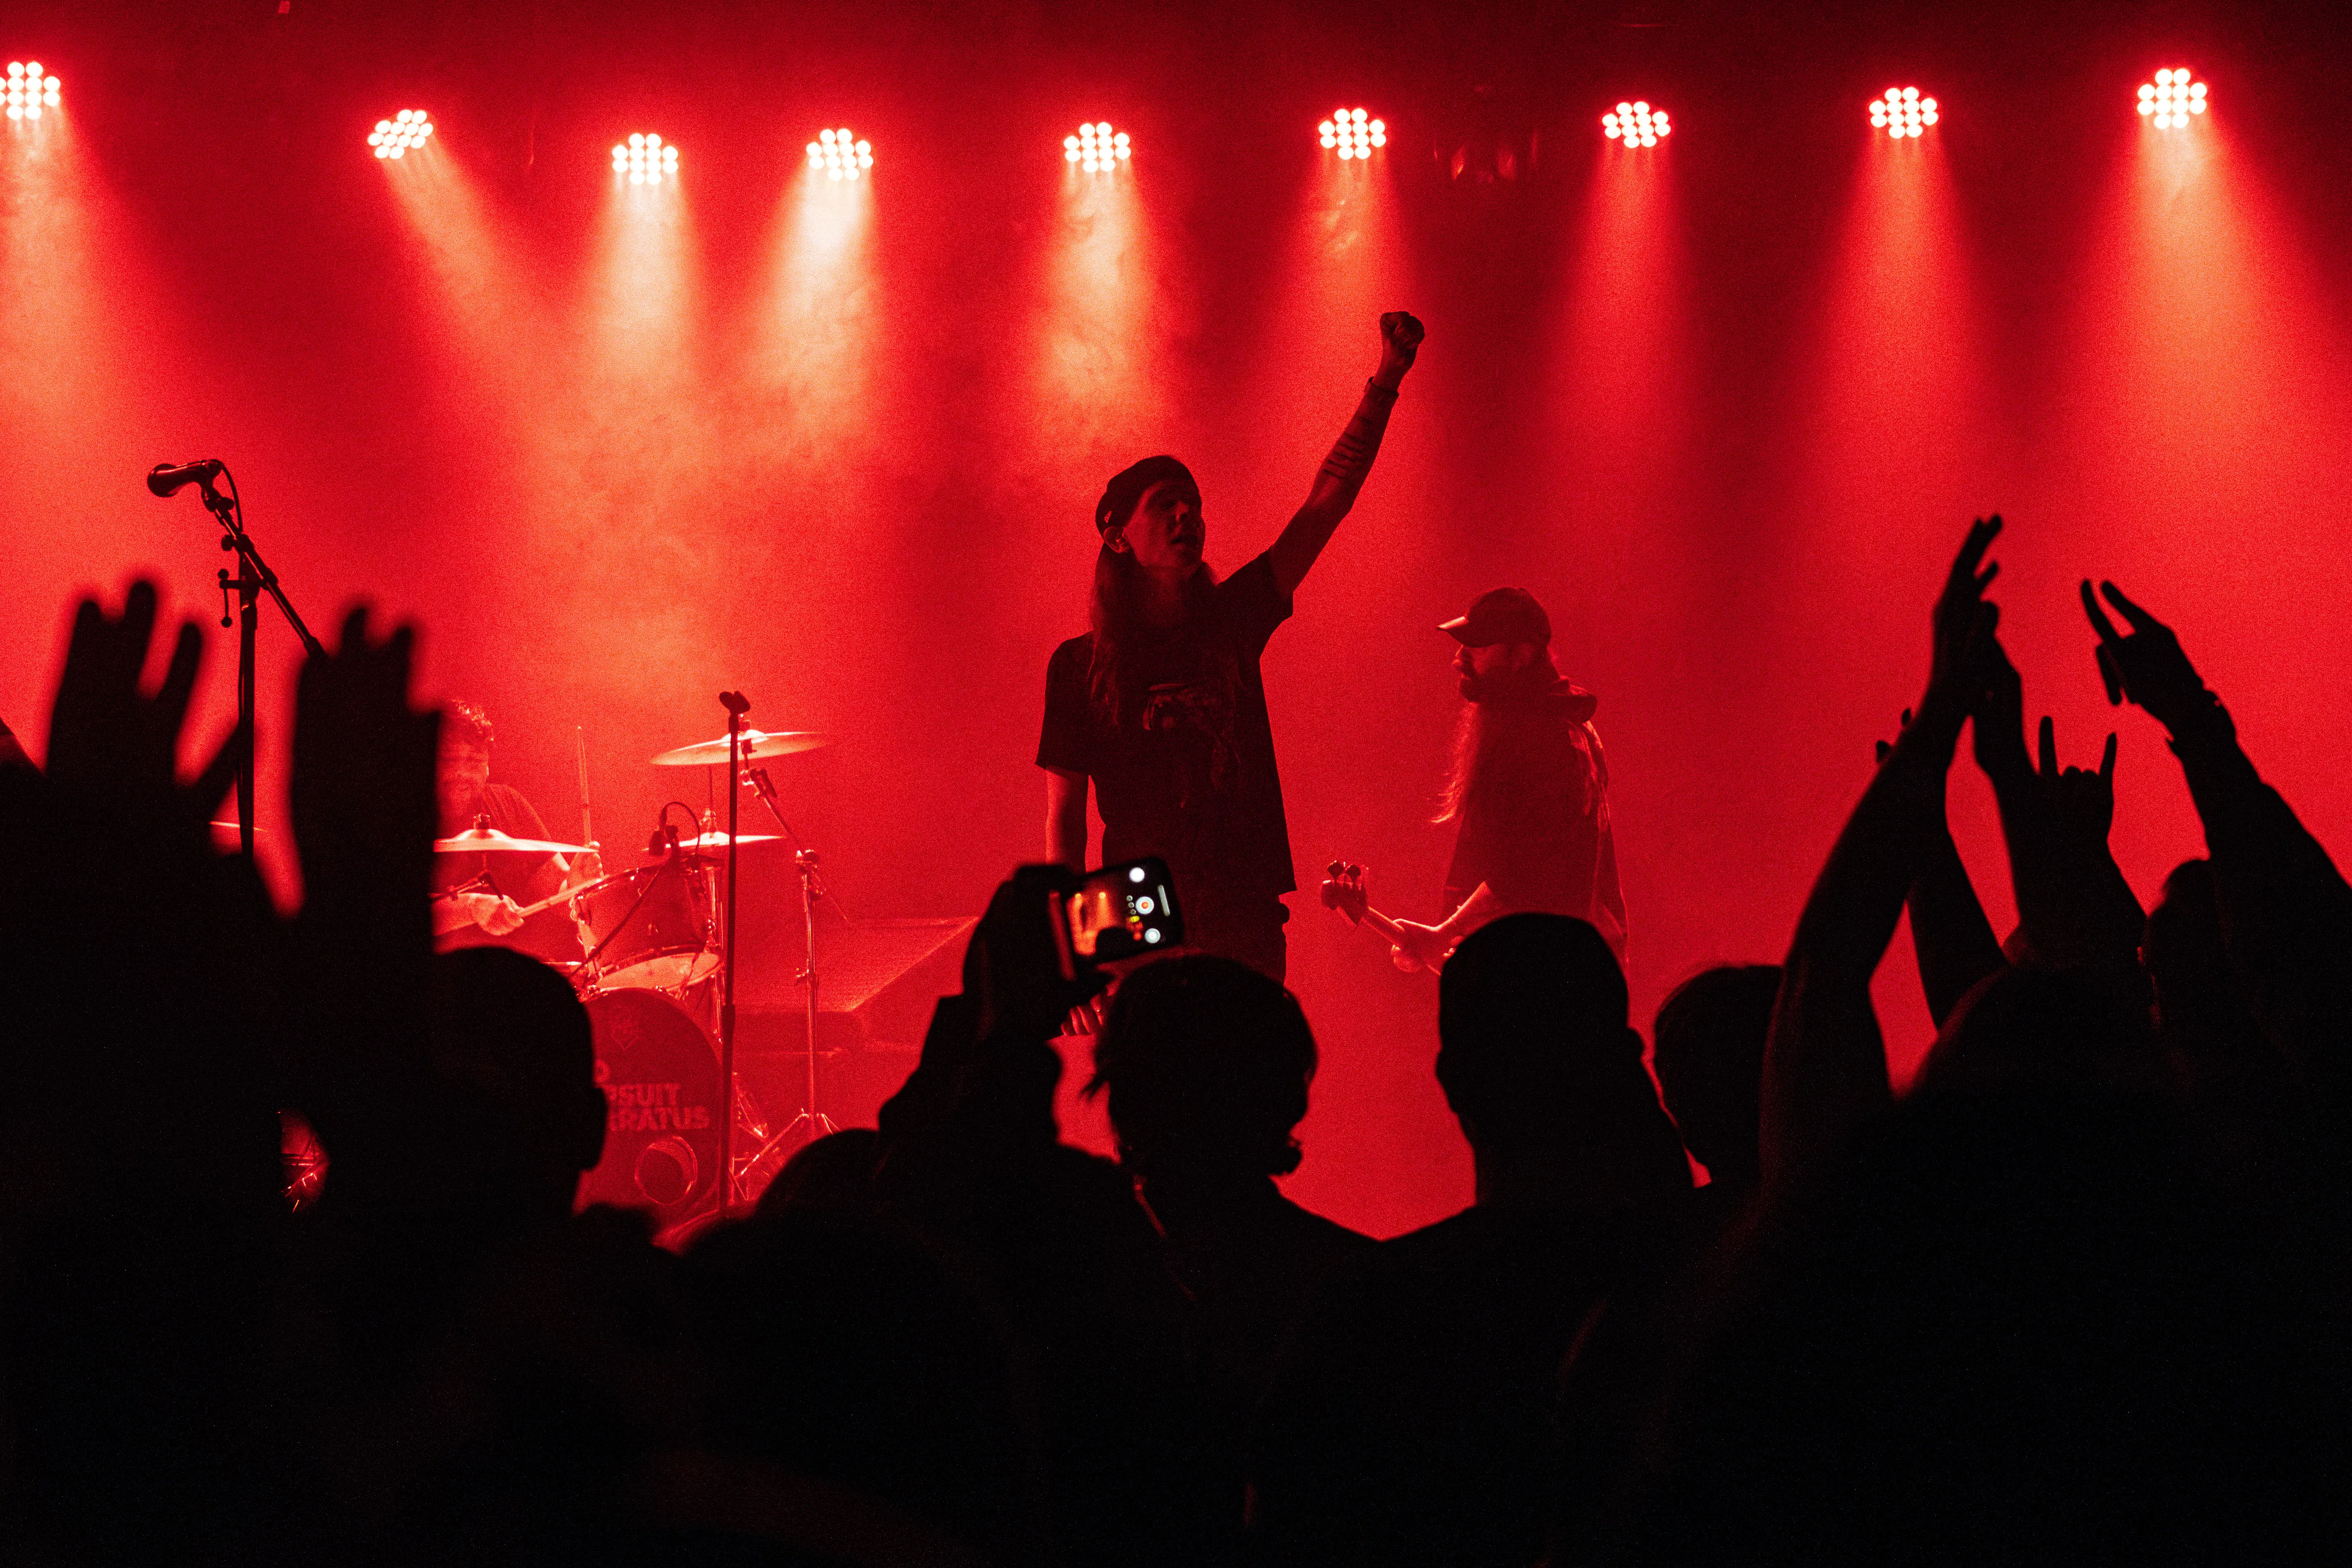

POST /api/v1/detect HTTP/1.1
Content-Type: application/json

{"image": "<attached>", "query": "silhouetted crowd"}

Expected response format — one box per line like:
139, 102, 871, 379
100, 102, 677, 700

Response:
5, 518, 2350, 1566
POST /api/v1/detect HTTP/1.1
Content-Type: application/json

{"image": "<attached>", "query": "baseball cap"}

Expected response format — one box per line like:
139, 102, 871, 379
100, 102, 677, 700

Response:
1439, 587, 1552, 647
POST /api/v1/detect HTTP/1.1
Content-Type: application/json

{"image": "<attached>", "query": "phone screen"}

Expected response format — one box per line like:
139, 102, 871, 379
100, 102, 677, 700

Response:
1065, 858, 1182, 964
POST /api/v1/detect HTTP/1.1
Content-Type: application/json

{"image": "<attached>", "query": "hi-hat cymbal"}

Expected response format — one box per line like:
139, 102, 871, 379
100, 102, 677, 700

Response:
433, 826, 587, 856
651, 729, 832, 768
673, 831, 781, 851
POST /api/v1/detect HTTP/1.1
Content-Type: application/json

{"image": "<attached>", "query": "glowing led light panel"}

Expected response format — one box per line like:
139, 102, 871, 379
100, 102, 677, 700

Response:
5, 61, 60, 121
1870, 87, 1938, 138
1064, 122, 1130, 173
612, 132, 679, 184
2138, 68, 2207, 129
1602, 101, 1669, 148
806, 127, 873, 180
1319, 108, 1387, 159
368, 109, 434, 159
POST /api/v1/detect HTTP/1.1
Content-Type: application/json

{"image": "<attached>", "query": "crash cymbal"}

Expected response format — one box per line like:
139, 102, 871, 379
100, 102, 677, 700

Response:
672, 831, 781, 851
650, 729, 832, 768
432, 826, 587, 856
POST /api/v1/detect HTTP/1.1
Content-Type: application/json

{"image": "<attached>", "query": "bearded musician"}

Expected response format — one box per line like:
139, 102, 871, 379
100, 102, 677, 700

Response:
431, 701, 602, 961
1388, 588, 1626, 973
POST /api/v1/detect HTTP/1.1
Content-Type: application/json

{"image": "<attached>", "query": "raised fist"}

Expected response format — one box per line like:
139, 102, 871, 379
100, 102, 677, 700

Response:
1377, 311, 1425, 381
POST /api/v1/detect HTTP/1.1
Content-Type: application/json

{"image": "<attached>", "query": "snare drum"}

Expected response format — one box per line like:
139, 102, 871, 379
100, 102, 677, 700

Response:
580, 988, 720, 1222
575, 856, 717, 994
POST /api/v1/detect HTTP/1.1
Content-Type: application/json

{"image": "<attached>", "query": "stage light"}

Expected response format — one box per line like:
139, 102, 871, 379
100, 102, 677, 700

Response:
5, 60, 60, 122
2138, 68, 2208, 129
367, 109, 434, 160
1063, 122, 1131, 174
806, 127, 873, 181
1602, 101, 1669, 149
1319, 108, 1387, 160
611, 132, 679, 185
1870, 87, 1938, 139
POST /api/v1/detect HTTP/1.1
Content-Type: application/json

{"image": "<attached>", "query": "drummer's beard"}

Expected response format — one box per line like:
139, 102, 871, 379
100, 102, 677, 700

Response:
438, 777, 483, 831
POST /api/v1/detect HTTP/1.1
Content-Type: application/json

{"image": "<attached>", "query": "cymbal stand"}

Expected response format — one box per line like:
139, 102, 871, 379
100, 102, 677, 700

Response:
717, 690, 750, 1213
732, 767, 839, 1191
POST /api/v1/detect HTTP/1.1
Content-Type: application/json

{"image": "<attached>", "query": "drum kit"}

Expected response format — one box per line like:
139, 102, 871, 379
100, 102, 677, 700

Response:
434, 715, 840, 1229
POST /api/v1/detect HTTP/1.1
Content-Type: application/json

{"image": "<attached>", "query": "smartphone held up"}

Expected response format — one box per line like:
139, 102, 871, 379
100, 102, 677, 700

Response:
1051, 857, 1184, 981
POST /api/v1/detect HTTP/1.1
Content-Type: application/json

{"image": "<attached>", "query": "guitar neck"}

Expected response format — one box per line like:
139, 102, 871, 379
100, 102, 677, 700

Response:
1352, 906, 1411, 946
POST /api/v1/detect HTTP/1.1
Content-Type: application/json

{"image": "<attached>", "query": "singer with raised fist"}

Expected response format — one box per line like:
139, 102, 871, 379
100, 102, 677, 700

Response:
1038, 310, 1425, 980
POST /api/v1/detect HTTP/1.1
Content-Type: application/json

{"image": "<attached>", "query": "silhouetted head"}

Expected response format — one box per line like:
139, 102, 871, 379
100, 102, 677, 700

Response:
1919, 964, 2158, 1099
1652, 964, 1780, 1190
683, 1205, 1034, 1558
427, 947, 606, 1221
1087, 954, 1316, 1181
755, 1127, 882, 1217
2141, 860, 2242, 1031
1436, 915, 1687, 1185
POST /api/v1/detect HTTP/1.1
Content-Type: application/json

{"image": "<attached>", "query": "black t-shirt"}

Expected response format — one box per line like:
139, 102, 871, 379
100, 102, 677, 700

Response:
1037, 551, 1297, 902
434, 782, 574, 961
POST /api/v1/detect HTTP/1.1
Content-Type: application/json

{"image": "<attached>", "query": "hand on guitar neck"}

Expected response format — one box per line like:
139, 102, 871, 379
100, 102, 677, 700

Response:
1320, 860, 1454, 973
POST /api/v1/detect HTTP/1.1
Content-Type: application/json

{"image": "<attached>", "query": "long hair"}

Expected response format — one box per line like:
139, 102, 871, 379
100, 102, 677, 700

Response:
1435, 649, 1561, 823
1086, 542, 1240, 741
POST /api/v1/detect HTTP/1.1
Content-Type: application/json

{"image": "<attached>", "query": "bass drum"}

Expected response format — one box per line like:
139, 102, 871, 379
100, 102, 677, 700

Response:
580, 988, 720, 1223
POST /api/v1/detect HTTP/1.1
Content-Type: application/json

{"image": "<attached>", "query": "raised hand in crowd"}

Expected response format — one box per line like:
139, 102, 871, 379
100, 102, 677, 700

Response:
1967, 626, 2144, 981
2082, 578, 2222, 731
2084, 578, 2352, 1107
3, 583, 286, 1565
1759, 515, 2001, 1186
46, 580, 247, 844
1874, 702, 2005, 1031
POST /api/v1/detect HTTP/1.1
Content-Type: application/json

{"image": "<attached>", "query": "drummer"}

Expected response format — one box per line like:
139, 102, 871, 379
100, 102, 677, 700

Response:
433, 700, 602, 959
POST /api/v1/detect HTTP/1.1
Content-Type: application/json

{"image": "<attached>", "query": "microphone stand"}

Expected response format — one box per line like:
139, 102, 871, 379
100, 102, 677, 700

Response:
184, 468, 322, 856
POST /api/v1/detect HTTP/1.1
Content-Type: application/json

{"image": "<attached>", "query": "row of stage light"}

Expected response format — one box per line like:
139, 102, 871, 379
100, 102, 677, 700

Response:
10, 58, 2214, 171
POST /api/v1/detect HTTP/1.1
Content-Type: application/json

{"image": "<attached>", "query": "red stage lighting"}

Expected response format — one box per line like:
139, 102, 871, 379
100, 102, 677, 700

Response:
806, 127, 873, 181
612, 132, 679, 185
1319, 108, 1387, 160
1064, 122, 1131, 174
367, 109, 434, 160
5, 60, 60, 122
1602, 101, 1669, 149
2138, 69, 2208, 129
1870, 87, 1938, 139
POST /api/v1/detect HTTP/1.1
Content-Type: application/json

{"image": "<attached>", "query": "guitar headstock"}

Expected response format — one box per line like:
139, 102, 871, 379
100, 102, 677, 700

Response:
1319, 859, 1370, 925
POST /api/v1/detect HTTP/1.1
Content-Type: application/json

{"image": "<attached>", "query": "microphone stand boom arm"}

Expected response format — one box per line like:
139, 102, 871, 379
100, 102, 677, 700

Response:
181, 468, 323, 857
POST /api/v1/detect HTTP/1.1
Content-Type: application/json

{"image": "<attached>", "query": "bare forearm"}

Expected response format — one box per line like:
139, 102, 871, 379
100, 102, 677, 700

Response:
1906, 825, 2004, 1029
1763, 700, 1957, 1183
1438, 882, 1504, 942
1269, 379, 1402, 595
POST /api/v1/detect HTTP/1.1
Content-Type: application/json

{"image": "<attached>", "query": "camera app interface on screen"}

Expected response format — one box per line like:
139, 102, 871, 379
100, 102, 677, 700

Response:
1069, 863, 1178, 961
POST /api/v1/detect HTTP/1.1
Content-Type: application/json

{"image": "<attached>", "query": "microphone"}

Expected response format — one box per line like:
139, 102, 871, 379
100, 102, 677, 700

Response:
147, 459, 224, 499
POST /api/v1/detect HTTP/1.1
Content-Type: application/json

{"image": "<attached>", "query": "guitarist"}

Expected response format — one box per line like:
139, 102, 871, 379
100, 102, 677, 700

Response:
1388, 588, 1626, 973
